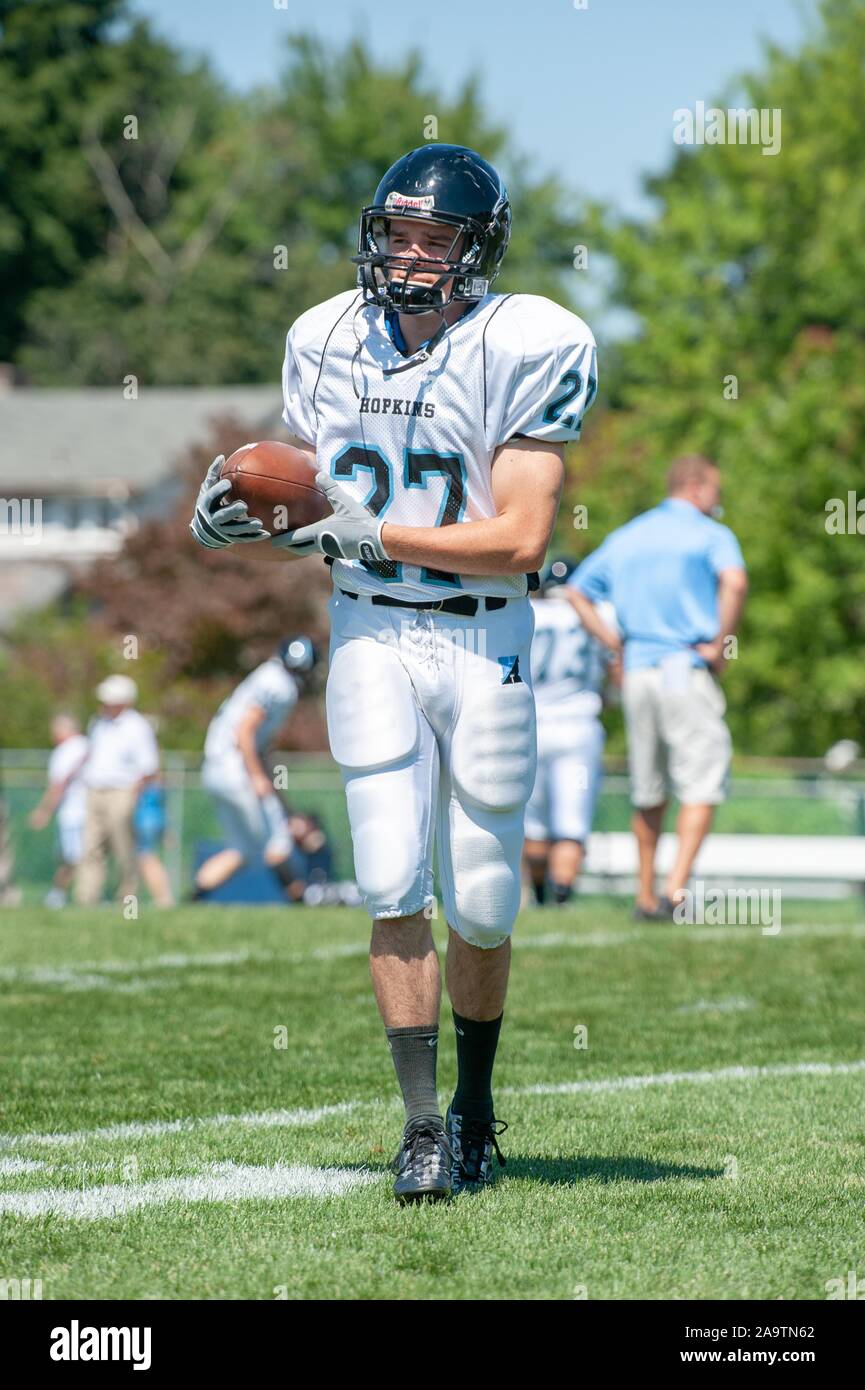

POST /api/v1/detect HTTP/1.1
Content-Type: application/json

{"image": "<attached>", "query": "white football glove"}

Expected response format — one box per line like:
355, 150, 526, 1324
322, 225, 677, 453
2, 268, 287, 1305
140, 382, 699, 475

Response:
189, 455, 271, 549
273, 472, 389, 563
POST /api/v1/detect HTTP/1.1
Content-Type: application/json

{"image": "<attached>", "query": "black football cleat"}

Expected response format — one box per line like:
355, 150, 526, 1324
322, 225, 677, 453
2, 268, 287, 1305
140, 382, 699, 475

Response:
390, 1119, 454, 1204
446, 1107, 508, 1195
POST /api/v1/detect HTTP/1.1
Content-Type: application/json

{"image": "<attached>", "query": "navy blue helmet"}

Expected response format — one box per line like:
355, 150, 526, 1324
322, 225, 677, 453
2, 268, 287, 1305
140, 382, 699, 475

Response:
353, 144, 511, 314
277, 636, 317, 675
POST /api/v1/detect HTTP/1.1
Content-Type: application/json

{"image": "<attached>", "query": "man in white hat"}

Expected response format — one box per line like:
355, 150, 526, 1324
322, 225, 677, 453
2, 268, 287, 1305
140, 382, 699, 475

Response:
75, 675, 160, 906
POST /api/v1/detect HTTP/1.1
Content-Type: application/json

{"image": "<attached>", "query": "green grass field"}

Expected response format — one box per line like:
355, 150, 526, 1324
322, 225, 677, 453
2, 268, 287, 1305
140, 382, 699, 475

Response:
1, 898, 863, 1300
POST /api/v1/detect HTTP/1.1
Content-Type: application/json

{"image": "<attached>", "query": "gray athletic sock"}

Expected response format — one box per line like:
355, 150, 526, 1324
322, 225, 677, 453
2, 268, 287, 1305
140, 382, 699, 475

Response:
385, 1024, 442, 1127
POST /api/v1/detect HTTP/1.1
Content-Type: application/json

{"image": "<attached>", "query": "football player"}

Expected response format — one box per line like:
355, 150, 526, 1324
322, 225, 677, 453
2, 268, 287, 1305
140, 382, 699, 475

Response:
192, 638, 318, 898
523, 558, 616, 906
190, 145, 598, 1200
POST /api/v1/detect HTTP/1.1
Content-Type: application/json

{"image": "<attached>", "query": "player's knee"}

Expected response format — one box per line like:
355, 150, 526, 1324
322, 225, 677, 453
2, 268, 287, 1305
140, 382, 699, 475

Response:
449, 867, 517, 949
355, 838, 422, 915
444, 819, 522, 949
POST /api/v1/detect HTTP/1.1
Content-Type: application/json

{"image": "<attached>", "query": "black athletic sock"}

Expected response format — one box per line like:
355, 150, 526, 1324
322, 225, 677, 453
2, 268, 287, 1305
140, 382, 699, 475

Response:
451, 1010, 503, 1122
550, 881, 573, 905
385, 1025, 441, 1128
532, 879, 546, 905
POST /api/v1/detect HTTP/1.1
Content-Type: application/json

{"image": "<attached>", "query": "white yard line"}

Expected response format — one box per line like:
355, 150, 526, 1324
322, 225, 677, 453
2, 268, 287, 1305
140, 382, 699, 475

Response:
0, 1101, 359, 1152
1, 919, 861, 993
0, 1161, 376, 1220
0, 1158, 47, 1175
0, 945, 369, 992
515, 922, 865, 950
501, 1058, 865, 1098
2, 1059, 862, 1154
0, 949, 273, 989
675, 997, 754, 1014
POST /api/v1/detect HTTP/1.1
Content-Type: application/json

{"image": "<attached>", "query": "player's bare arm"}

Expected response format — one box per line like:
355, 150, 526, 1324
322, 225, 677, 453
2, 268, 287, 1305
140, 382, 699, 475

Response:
381, 439, 564, 575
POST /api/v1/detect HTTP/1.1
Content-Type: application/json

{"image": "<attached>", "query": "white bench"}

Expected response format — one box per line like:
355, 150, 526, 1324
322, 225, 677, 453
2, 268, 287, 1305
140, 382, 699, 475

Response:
583, 832, 865, 892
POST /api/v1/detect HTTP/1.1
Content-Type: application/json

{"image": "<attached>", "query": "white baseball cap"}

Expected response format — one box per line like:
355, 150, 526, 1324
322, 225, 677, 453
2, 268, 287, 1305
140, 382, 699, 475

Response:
95, 674, 138, 706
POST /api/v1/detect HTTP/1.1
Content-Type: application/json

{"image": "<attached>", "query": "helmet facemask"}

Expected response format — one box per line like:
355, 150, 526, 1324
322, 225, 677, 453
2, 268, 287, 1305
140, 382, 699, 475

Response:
354, 209, 492, 313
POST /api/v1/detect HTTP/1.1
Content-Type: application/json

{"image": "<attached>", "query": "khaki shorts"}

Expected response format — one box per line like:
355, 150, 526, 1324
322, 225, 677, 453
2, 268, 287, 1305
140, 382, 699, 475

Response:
623, 661, 732, 808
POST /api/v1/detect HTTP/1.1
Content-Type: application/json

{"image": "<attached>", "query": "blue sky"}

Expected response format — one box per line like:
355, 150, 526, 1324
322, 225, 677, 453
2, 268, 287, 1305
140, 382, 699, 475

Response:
131, 0, 817, 216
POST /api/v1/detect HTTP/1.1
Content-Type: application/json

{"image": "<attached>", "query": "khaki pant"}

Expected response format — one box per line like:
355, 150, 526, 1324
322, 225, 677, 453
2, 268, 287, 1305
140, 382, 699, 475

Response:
623, 663, 732, 808
75, 787, 138, 906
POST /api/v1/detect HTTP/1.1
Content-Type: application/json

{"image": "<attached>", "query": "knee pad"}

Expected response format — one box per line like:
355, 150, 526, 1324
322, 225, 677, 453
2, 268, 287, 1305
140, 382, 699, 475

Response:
441, 683, 535, 946
444, 805, 524, 948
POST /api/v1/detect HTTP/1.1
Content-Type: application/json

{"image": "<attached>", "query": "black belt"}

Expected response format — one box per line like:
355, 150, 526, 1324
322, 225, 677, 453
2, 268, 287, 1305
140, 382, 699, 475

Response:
339, 587, 507, 617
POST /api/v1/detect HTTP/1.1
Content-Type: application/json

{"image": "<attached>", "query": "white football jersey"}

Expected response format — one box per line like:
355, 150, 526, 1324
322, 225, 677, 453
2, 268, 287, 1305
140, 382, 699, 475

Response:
529, 595, 612, 718
282, 289, 597, 601
204, 659, 298, 765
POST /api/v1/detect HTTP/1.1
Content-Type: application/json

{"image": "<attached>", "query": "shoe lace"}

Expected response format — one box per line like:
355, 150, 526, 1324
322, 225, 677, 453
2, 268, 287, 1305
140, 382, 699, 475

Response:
458, 1118, 508, 1172
390, 1121, 457, 1175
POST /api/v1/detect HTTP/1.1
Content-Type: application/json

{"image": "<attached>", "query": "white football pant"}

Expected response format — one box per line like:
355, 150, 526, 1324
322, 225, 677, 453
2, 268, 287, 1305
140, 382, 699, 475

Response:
201, 758, 292, 861
524, 714, 604, 844
326, 589, 537, 948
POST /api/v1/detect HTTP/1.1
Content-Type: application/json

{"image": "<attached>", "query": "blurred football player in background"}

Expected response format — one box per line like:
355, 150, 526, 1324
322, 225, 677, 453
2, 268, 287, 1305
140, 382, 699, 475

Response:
192, 637, 318, 898
191, 145, 598, 1201
523, 558, 618, 906
263, 803, 334, 903
28, 713, 88, 909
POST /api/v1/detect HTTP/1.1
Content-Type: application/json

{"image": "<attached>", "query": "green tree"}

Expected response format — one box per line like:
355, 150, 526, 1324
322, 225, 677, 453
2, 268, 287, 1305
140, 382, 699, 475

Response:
558, 0, 865, 754
0, 0, 226, 363
14, 28, 588, 383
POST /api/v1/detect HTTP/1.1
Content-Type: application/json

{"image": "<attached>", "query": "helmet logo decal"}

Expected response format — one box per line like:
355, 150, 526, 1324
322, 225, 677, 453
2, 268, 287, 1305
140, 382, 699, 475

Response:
384, 191, 435, 211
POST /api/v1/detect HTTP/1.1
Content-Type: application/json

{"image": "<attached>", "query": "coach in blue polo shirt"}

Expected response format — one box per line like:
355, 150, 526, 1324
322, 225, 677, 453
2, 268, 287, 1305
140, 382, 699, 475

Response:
568, 456, 748, 919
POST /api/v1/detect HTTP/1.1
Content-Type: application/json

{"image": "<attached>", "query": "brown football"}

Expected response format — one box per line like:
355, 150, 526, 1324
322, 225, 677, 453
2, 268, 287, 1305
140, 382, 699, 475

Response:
219, 442, 329, 547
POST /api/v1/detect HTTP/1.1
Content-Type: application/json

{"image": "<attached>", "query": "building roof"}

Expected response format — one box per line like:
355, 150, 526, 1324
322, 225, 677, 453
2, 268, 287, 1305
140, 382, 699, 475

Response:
0, 387, 288, 493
